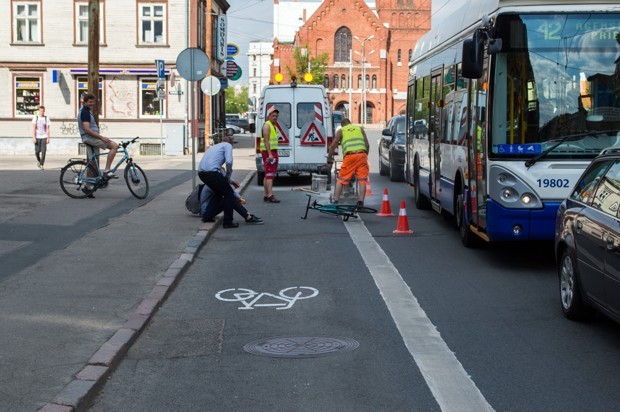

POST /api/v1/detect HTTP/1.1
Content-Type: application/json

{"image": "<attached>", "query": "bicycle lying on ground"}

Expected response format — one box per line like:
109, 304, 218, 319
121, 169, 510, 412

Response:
301, 194, 377, 221
59, 136, 149, 199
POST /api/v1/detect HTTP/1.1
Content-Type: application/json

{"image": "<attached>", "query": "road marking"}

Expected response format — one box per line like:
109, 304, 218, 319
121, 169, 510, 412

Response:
345, 219, 494, 412
215, 287, 319, 310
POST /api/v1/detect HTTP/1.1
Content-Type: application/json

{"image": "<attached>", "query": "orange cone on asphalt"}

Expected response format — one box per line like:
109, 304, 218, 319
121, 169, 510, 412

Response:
376, 188, 395, 216
393, 201, 414, 234
365, 178, 374, 196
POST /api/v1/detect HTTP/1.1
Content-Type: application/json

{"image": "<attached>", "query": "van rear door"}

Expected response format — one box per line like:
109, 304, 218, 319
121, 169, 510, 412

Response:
294, 87, 329, 165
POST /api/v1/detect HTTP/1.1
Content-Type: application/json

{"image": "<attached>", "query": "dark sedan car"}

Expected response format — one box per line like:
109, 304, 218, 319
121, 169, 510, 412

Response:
230, 118, 250, 133
555, 149, 620, 323
378, 115, 406, 181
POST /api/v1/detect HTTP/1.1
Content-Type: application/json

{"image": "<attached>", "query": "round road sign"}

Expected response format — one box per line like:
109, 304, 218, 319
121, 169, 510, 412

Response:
176, 47, 210, 81
230, 66, 243, 81
201, 75, 222, 96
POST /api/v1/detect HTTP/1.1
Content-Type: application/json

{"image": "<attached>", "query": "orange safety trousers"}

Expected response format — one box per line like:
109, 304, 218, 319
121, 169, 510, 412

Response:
337, 153, 369, 185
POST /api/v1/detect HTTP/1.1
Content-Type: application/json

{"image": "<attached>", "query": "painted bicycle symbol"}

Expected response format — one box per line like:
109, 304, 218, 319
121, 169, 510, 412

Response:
215, 287, 319, 310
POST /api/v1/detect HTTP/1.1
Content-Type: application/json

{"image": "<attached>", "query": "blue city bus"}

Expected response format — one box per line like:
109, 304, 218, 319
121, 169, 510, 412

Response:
405, 0, 620, 246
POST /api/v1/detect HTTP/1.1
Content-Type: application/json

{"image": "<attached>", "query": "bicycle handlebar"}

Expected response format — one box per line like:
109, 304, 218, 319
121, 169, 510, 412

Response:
121, 136, 140, 149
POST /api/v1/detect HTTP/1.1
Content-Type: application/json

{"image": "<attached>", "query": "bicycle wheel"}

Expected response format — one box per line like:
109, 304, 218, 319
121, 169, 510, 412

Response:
124, 162, 149, 199
59, 160, 95, 199
336, 204, 378, 214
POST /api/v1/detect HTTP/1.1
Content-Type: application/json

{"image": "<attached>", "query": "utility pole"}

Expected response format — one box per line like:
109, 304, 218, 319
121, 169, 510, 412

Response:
88, 0, 100, 123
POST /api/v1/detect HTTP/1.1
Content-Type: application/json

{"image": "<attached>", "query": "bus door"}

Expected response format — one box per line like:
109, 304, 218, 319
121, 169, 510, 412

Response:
429, 70, 443, 201
468, 69, 488, 228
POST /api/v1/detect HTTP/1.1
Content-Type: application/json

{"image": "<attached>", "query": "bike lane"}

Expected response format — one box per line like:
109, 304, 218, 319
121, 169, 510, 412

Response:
89, 180, 441, 411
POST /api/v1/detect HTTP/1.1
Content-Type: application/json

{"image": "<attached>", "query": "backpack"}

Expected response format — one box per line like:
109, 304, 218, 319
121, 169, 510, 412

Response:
185, 184, 204, 215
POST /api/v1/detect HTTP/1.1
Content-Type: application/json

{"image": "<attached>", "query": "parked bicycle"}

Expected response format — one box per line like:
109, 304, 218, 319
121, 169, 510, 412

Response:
301, 194, 376, 221
59, 136, 149, 199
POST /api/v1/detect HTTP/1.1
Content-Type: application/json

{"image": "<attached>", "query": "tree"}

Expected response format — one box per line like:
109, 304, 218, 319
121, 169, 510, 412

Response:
285, 45, 329, 84
225, 85, 248, 114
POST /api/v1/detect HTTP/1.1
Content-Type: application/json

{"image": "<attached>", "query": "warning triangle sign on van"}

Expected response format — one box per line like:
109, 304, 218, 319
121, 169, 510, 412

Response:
275, 121, 289, 145
300, 121, 326, 146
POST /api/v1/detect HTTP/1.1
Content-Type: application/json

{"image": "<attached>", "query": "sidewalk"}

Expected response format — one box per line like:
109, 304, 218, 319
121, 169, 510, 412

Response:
0, 146, 256, 411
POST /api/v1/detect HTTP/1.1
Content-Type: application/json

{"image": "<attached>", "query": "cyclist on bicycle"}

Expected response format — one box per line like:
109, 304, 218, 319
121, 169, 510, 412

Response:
78, 93, 119, 179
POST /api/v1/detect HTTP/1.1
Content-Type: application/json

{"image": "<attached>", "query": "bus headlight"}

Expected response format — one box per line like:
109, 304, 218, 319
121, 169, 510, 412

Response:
489, 165, 543, 209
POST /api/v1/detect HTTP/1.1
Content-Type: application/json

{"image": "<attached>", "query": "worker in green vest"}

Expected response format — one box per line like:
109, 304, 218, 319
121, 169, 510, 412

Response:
327, 118, 370, 206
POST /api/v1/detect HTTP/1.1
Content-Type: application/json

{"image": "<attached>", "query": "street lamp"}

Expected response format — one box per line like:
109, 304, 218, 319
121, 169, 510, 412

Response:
353, 34, 374, 126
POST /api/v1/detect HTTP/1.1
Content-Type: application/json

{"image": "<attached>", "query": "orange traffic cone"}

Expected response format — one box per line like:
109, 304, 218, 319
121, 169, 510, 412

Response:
376, 188, 395, 216
365, 178, 374, 196
393, 200, 414, 234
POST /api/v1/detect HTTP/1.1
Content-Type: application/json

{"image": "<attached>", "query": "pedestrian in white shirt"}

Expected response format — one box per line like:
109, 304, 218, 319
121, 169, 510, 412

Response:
32, 106, 51, 170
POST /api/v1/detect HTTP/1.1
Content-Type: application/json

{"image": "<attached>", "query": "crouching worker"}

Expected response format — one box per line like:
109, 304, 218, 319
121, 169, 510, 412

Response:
199, 179, 262, 225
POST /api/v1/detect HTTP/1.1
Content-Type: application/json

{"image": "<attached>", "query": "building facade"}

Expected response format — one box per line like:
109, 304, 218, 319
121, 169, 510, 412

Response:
247, 41, 274, 122
272, 0, 430, 126
0, 0, 229, 155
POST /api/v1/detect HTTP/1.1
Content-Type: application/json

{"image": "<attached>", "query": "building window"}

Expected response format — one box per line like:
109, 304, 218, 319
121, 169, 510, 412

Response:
333, 74, 339, 89
140, 78, 164, 117
341, 74, 346, 89
77, 76, 104, 116
372, 75, 377, 89
253, 84, 256, 93
75, 2, 105, 45
253, 68, 257, 77
334, 26, 351, 63
408, 49, 413, 63
15, 76, 41, 116
357, 74, 362, 89
324, 74, 329, 89
138, 3, 166, 45
397, 49, 402, 64
365, 74, 370, 89
13, 2, 40, 43
253, 55, 256, 61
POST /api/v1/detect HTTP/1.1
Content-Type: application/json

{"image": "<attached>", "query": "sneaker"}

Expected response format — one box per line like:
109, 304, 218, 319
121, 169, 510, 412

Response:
104, 170, 118, 179
245, 215, 264, 225
40, 164, 44, 170
223, 222, 239, 229
37, 163, 42, 169
201, 217, 215, 223
266, 195, 280, 203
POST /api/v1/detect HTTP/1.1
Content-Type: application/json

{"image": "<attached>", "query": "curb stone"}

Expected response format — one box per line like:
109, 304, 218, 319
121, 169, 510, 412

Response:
38, 171, 254, 411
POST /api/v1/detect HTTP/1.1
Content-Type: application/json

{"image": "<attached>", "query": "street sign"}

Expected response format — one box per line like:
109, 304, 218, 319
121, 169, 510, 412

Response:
200, 75, 221, 96
230, 66, 242, 81
155, 59, 165, 79
175, 48, 210, 81
226, 60, 239, 79
227, 43, 239, 57
219, 77, 228, 90
216, 15, 227, 62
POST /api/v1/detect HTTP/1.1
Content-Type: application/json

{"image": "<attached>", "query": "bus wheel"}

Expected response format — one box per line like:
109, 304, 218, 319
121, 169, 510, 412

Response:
414, 163, 430, 210
457, 191, 478, 248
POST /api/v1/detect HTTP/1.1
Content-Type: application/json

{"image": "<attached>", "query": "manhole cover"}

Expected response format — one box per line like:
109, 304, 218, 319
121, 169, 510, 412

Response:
244, 336, 359, 358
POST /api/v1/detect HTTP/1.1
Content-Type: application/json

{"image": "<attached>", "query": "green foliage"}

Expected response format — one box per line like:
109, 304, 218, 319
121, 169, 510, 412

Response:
285, 45, 328, 84
225, 86, 249, 114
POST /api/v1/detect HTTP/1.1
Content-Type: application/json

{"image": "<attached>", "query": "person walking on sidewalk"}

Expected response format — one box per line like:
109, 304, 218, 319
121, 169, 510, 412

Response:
78, 93, 119, 179
32, 106, 51, 169
260, 107, 281, 203
327, 118, 370, 206
198, 135, 263, 228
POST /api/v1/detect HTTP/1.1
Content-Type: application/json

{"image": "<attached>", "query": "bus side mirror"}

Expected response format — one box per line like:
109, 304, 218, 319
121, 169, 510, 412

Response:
249, 123, 256, 133
461, 31, 484, 79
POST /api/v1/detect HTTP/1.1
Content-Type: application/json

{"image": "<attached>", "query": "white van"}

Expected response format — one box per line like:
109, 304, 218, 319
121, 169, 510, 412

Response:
255, 83, 333, 185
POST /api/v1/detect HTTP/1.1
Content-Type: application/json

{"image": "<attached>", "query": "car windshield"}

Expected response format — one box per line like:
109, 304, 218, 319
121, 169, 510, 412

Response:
491, 13, 620, 159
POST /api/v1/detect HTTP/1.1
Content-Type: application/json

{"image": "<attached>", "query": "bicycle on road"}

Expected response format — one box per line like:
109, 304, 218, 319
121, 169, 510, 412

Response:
301, 194, 377, 221
59, 136, 149, 199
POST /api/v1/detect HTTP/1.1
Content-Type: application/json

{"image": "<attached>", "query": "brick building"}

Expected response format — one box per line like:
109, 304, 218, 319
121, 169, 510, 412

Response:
272, 0, 430, 126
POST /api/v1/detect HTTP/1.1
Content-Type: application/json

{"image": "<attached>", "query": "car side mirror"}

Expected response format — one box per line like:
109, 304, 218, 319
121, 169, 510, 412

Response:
382, 128, 391, 136
249, 123, 256, 133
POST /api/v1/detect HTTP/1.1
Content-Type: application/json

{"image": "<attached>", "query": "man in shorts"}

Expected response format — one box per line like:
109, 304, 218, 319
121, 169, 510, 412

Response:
327, 118, 370, 206
260, 107, 281, 203
78, 93, 119, 180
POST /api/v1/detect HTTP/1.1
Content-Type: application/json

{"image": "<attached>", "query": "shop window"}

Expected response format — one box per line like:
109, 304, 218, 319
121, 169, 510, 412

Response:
75, 2, 105, 45
140, 78, 164, 117
15, 76, 41, 116
77, 76, 104, 116
138, 3, 166, 45
13, 2, 40, 43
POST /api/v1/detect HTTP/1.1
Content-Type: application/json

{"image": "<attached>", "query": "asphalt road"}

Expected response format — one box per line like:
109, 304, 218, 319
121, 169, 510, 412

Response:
90, 130, 620, 411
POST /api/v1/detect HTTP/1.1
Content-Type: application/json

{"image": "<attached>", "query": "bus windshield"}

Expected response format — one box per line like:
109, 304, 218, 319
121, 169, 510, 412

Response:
491, 13, 620, 159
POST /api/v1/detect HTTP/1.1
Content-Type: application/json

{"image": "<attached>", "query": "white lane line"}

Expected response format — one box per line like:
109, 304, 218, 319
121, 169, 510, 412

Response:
345, 219, 494, 412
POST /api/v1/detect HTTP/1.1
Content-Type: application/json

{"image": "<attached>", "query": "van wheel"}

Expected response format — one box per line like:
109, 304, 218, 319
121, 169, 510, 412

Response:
257, 171, 265, 186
